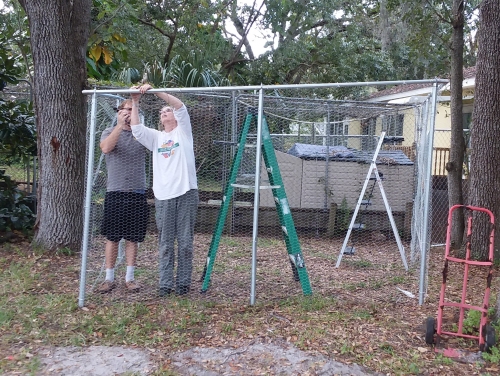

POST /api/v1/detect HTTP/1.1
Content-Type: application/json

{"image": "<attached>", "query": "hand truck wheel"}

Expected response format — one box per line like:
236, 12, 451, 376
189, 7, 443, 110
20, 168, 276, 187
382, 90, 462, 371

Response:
425, 317, 436, 345
482, 324, 496, 353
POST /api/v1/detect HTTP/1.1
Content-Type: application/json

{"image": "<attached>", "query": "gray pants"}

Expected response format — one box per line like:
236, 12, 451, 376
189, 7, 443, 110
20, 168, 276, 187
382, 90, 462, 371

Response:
155, 189, 199, 290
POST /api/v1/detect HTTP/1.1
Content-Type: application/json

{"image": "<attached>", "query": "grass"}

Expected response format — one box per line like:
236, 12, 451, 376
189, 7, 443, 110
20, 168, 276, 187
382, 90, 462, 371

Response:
343, 259, 373, 268
1, 243, 500, 376
0, 162, 29, 182
220, 236, 243, 248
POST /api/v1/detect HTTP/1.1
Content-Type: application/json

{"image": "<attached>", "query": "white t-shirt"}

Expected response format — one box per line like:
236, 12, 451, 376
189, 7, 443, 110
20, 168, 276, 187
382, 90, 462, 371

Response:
131, 105, 198, 200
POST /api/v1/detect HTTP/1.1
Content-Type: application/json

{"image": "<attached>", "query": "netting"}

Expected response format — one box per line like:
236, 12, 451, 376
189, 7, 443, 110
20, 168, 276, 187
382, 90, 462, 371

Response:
80, 84, 438, 306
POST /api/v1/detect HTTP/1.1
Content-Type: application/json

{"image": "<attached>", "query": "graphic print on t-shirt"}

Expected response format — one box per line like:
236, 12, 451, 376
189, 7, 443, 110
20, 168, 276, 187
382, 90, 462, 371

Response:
158, 140, 179, 158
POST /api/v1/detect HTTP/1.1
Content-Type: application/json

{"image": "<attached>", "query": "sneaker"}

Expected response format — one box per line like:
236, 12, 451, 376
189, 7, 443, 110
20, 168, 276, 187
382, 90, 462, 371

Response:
98, 280, 116, 294
158, 287, 174, 297
125, 280, 140, 292
176, 285, 190, 296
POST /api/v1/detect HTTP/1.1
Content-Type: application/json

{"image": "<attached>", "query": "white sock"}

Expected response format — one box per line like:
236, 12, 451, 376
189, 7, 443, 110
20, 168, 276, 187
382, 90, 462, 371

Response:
105, 268, 114, 282
126, 266, 135, 282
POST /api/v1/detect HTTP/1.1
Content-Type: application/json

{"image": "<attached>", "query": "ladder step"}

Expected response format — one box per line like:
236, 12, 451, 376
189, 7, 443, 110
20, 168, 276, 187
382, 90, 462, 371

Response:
360, 200, 372, 205
369, 176, 385, 181
207, 199, 251, 207
352, 223, 366, 230
344, 246, 355, 255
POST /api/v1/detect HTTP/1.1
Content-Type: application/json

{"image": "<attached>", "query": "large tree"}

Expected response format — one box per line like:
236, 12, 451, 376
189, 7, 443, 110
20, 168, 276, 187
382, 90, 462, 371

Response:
446, 0, 467, 249
468, 0, 500, 260
17, 0, 91, 251
393, 0, 479, 248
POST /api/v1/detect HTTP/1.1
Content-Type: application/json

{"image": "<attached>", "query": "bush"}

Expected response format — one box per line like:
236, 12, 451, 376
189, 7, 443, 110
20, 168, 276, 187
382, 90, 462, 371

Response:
336, 196, 351, 234
0, 170, 35, 233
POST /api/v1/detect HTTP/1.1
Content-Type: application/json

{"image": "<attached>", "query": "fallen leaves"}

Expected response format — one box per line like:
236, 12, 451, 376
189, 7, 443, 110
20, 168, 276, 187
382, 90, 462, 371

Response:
0, 235, 498, 376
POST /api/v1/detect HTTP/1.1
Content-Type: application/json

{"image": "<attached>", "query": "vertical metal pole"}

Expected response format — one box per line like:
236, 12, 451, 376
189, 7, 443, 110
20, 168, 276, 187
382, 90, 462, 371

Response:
250, 87, 264, 305
411, 97, 432, 262
26, 161, 30, 193
230, 91, 237, 234
32, 157, 37, 196
410, 106, 421, 264
419, 82, 438, 305
231, 92, 238, 158
32, 156, 37, 213
79, 91, 98, 307
324, 109, 331, 211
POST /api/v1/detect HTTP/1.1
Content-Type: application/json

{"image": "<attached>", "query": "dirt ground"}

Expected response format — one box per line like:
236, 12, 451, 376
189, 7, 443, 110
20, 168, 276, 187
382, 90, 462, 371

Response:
33, 339, 382, 375
1, 231, 499, 375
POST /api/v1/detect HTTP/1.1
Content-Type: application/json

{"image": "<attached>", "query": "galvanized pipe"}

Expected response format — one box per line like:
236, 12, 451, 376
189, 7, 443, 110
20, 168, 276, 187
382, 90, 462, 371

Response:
419, 82, 439, 305
250, 87, 265, 306
79, 90, 98, 307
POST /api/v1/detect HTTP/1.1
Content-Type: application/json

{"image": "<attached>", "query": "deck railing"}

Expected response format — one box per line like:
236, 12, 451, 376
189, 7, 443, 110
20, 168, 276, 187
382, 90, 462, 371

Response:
384, 145, 452, 176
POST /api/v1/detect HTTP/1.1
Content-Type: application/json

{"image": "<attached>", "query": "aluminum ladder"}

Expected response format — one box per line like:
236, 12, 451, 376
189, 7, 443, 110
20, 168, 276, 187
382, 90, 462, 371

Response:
335, 131, 408, 270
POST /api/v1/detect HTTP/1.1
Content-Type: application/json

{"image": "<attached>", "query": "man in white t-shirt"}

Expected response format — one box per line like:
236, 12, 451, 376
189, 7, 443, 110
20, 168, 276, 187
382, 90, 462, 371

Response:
130, 84, 198, 296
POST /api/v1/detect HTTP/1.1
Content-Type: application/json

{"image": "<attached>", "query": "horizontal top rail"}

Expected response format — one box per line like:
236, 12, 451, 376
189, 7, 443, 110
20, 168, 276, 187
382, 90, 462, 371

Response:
82, 79, 449, 95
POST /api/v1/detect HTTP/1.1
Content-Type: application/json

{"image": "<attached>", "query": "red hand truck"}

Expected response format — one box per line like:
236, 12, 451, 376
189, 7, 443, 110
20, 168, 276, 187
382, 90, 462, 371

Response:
425, 205, 496, 352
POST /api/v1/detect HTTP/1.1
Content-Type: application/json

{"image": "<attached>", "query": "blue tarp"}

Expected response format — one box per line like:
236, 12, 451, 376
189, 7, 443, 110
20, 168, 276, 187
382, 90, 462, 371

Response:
287, 143, 413, 165
287, 143, 355, 159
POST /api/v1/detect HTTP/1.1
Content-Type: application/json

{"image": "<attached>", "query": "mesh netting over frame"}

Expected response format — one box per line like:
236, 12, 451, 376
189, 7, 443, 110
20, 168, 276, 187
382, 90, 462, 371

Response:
82, 88, 429, 306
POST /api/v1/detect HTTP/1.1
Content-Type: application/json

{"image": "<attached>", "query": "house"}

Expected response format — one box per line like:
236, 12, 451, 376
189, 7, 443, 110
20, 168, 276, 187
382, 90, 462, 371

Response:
365, 67, 476, 176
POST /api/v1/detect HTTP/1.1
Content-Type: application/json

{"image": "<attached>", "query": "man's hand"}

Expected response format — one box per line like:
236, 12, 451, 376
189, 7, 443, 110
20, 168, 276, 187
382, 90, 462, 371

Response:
130, 85, 142, 103
138, 84, 153, 94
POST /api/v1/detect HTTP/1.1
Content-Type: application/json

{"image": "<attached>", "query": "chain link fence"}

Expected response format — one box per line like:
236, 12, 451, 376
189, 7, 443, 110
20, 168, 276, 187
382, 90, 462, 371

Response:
79, 82, 445, 306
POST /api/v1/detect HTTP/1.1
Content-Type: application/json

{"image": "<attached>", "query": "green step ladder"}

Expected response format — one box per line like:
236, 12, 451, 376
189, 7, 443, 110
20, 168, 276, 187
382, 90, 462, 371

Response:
200, 109, 312, 295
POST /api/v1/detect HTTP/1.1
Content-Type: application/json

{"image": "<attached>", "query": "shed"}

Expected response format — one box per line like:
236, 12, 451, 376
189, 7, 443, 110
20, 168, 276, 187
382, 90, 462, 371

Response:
260, 143, 415, 214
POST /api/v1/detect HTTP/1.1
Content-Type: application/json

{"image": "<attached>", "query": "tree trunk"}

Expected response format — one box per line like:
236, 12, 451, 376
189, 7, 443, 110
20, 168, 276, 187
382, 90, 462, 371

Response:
379, 0, 391, 53
468, 0, 500, 261
446, 0, 466, 250
18, 0, 91, 252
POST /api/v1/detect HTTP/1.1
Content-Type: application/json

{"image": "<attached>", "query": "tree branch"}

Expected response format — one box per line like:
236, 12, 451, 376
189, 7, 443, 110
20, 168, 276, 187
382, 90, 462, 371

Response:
136, 18, 175, 40
229, 0, 265, 60
91, 3, 127, 36
425, 0, 453, 25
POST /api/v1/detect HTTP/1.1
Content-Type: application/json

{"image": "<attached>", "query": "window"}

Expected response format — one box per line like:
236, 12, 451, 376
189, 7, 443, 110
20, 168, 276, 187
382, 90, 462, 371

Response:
361, 117, 377, 151
463, 112, 472, 130
383, 114, 404, 140
329, 120, 349, 146
463, 112, 472, 147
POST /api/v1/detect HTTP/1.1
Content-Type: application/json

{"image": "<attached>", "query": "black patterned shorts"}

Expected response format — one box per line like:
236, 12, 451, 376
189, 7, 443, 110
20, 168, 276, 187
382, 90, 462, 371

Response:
101, 191, 148, 243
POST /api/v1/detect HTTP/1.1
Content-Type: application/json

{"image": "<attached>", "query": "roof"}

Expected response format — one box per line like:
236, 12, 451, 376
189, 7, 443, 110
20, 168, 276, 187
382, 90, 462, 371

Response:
366, 67, 476, 102
368, 83, 433, 100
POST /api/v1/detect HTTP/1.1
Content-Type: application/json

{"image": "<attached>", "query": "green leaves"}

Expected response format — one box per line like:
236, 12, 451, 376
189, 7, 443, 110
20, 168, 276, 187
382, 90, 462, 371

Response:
0, 98, 36, 163
0, 170, 35, 232
0, 33, 22, 88
141, 53, 230, 88
0, 36, 36, 164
